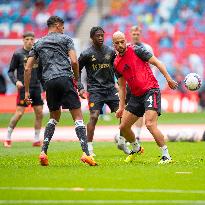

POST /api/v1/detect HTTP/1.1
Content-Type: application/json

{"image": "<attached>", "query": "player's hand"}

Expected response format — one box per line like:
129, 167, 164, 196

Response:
115, 108, 124, 118
79, 89, 87, 99
24, 92, 32, 105
167, 79, 178, 90
16, 81, 24, 89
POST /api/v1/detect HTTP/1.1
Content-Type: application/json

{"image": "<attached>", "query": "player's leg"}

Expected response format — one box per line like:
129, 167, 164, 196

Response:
33, 105, 43, 146
69, 108, 97, 166
39, 78, 63, 166
144, 88, 172, 164
31, 87, 44, 146
120, 110, 142, 150
63, 77, 97, 165
4, 106, 26, 147
144, 110, 171, 164
134, 116, 143, 142
107, 96, 130, 154
120, 110, 144, 162
86, 92, 103, 156
4, 88, 27, 148
87, 110, 100, 156
40, 110, 60, 166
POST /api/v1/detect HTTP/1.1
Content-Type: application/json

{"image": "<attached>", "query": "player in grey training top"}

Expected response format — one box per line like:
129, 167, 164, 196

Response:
24, 16, 97, 166
29, 31, 75, 84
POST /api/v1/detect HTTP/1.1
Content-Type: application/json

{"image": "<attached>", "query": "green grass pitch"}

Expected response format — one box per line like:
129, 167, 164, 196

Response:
0, 111, 205, 128
0, 141, 205, 204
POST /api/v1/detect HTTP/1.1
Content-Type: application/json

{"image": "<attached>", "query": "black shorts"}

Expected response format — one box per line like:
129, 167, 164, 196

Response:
126, 88, 161, 117
88, 88, 119, 112
45, 76, 81, 112
17, 87, 43, 107
125, 85, 131, 104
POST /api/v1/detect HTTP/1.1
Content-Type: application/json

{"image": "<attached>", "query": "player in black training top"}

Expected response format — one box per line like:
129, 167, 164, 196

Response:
24, 16, 97, 166
78, 26, 129, 156
4, 32, 43, 148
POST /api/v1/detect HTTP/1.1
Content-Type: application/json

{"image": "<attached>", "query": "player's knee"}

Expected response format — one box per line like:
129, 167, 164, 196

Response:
36, 111, 43, 120
145, 120, 154, 130
89, 115, 98, 124
16, 110, 24, 119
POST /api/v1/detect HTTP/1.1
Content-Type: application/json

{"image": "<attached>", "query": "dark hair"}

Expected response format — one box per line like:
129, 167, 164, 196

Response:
90, 26, 104, 38
23, 31, 35, 38
47, 16, 64, 28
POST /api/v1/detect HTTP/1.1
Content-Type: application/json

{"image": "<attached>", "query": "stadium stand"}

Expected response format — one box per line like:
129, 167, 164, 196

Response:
0, 0, 88, 38
0, 0, 204, 112
101, 0, 205, 90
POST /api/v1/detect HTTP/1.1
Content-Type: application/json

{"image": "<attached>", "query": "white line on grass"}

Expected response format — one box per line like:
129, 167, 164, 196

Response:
176, 172, 192, 174
0, 200, 205, 204
0, 187, 205, 194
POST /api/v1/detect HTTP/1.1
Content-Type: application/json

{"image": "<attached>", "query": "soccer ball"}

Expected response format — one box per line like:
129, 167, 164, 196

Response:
184, 73, 202, 91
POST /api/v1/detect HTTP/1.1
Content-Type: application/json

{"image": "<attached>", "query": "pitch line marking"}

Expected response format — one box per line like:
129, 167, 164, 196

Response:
0, 200, 205, 204
176, 172, 192, 174
0, 187, 205, 194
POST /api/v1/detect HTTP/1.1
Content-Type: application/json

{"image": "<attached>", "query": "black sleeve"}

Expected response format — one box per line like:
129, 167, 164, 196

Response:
134, 45, 153, 62
77, 52, 87, 91
28, 43, 38, 59
8, 52, 19, 85
66, 36, 75, 51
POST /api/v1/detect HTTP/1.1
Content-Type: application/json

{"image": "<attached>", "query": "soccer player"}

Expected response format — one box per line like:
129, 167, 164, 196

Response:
4, 32, 43, 148
78, 27, 129, 156
24, 16, 97, 166
115, 26, 154, 152
129, 25, 155, 142
113, 31, 178, 164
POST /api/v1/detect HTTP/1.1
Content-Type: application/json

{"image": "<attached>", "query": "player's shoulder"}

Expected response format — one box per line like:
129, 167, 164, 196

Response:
80, 45, 94, 56
60, 33, 73, 41
141, 42, 153, 54
13, 48, 24, 56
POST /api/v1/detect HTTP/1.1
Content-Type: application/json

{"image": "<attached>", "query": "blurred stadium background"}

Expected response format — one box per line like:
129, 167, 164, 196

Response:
0, 0, 205, 114
0, 1, 205, 204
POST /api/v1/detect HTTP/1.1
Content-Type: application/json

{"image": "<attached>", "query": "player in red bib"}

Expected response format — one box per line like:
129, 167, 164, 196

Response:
113, 31, 178, 164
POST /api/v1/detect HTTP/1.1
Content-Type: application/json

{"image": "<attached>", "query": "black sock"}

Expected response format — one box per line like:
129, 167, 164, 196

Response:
75, 126, 90, 156
41, 119, 57, 154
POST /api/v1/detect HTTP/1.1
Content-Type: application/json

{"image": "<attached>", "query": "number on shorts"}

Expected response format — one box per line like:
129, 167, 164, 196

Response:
147, 96, 153, 107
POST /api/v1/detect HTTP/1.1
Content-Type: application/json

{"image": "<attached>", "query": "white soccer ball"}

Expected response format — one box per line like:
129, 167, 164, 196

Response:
184, 73, 202, 91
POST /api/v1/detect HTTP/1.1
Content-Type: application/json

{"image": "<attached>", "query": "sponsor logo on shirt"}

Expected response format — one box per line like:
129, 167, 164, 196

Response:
91, 55, 96, 61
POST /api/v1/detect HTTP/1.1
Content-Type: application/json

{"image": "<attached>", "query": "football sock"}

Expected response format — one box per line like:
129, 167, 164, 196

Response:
75, 120, 90, 156
41, 119, 58, 154
135, 127, 142, 139
131, 141, 141, 152
34, 129, 40, 142
6, 127, 13, 140
160, 145, 171, 159
88, 142, 93, 152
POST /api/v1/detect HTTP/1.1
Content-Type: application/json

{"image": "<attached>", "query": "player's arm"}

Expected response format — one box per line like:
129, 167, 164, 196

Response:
8, 53, 23, 89
24, 56, 35, 104
148, 56, 178, 89
135, 46, 178, 89
68, 49, 79, 81
77, 52, 87, 99
116, 76, 126, 118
